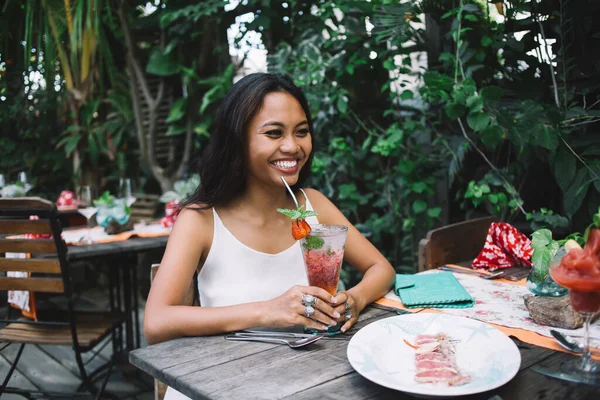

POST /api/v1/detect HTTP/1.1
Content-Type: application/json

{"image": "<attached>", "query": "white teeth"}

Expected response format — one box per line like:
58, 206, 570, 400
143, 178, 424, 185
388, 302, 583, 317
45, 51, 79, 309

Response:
271, 160, 297, 169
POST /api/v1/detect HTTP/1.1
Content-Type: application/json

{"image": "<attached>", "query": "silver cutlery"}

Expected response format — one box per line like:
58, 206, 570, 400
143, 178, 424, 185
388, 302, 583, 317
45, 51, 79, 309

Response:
549, 329, 600, 354
224, 333, 325, 348
242, 329, 349, 340
369, 303, 411, 315
440, 265, 505, 279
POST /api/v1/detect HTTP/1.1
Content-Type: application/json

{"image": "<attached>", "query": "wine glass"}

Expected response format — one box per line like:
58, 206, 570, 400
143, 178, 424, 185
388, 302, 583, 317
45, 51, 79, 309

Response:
77, 186, 98, 244
549, 257, 600, 385
119, 178, 136, 207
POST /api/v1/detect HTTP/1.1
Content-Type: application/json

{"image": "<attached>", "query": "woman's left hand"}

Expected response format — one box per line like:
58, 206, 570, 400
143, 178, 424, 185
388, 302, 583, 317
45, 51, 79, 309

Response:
331, 291, 361, 333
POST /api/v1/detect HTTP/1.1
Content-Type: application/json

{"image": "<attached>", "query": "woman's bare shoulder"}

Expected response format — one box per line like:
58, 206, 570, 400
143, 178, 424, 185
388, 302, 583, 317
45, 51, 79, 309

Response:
169, 205, 214, 245
301, 188, 347, 223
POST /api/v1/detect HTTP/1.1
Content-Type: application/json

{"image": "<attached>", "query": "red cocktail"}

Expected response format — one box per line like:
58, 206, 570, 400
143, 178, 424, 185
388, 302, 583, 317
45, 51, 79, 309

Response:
549, 228, 600, 384
300, 224, 347, 332
300, 224, 347, 294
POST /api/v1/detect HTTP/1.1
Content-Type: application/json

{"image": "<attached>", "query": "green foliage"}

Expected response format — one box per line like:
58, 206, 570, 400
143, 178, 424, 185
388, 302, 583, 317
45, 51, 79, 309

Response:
159, 175, 201, 203
265, 0, 599, 285
530, 229, 560, 278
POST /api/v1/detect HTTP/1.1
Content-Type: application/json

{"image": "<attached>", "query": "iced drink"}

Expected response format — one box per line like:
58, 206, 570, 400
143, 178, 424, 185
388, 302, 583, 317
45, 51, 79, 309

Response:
550, 229, 600, 313
300, 224, 348, 295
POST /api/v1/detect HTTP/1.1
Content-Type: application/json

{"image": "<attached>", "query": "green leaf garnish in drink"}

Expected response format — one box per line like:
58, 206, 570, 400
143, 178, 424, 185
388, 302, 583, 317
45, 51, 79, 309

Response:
302, 235, 325, 250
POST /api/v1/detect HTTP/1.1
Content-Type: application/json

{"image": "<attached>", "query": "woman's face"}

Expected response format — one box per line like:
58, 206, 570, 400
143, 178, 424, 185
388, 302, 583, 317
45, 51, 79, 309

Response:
246, 91, 312, 188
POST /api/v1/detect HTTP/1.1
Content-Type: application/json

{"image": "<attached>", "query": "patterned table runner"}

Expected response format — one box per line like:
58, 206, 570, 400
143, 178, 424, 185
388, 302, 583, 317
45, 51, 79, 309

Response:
377, 269, 600, 356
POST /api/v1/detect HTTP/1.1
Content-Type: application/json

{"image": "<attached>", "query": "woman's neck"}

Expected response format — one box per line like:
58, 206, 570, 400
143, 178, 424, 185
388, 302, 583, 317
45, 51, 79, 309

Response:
229, 183, 299, 220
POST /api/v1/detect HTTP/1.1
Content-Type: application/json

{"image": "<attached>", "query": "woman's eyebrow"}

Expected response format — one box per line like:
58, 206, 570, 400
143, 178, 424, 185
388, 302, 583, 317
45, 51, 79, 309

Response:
260, 121, 284, 128
259, 120, 308, 128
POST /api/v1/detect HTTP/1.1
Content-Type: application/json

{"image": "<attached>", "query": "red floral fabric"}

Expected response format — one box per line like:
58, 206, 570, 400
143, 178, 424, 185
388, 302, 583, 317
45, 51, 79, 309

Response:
160, 200, 181, 228
24, 215, 53, 239
472, 222, 533, 270
56, 190, 75, 208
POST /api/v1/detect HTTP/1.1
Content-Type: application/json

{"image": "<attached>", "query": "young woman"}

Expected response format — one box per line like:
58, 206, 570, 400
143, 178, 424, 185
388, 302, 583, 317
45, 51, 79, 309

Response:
145, 73, 395, 398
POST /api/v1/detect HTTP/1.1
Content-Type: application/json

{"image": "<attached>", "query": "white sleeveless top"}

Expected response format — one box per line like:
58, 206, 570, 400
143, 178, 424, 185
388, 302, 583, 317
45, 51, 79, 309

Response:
164, 190, 318, 400
197, 188, 318, 307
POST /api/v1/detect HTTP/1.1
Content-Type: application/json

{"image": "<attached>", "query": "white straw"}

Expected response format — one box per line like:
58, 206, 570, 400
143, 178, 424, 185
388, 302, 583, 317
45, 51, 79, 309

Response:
281, 177, 299, 209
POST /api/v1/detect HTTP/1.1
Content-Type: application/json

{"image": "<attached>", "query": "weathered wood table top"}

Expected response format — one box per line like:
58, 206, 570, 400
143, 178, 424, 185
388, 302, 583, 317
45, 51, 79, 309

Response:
129, 307, 600, 400
66, 235, 168, 261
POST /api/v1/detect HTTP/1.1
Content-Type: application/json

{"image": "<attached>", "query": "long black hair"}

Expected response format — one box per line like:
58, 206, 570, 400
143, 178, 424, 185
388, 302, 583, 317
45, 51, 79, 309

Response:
182, 73, 315, 209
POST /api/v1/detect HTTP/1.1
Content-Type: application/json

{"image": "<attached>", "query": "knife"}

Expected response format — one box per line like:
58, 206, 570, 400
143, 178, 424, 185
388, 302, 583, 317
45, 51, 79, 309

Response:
531, 366, 600, 387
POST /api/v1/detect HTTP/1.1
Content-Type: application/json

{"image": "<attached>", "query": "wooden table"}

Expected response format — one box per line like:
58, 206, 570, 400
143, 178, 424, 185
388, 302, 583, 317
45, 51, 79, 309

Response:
129, 306, 600, 400
66, 236, 169, 351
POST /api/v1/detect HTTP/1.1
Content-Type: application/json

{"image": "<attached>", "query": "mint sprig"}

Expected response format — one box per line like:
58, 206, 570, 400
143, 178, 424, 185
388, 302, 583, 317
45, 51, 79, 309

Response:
302, 235, 324, 250
277, 205, 318, 221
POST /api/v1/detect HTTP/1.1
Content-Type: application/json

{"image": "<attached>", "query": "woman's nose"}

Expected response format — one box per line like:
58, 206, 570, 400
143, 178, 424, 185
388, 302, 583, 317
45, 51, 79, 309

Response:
280, 135, 300, 153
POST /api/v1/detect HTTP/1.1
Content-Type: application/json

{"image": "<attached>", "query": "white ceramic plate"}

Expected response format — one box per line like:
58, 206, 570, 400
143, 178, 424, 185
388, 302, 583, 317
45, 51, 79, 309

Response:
347, 313, 520, 397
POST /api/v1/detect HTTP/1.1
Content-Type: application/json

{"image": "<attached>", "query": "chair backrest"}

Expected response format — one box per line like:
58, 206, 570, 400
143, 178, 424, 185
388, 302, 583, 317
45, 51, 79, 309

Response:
0, 197, 71, 296
131, 193, 161, 223
418, 216, 499, 271
149, 263, 198, 400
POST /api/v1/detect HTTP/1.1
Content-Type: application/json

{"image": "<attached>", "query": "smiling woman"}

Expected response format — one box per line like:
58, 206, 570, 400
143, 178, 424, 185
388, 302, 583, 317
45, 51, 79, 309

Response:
144, 73, 396, 400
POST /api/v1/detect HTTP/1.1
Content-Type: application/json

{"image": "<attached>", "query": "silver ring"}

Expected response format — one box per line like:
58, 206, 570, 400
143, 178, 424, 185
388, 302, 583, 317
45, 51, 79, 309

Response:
304, 305, 315, 318
302, 294, 316, 307
345, 301, 351, 312
345, 311, 352, 320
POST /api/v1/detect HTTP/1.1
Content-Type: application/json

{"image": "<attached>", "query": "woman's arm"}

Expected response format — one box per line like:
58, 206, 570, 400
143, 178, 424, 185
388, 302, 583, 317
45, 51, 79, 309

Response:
303, 189, 396, 329
144, 208, 339, 343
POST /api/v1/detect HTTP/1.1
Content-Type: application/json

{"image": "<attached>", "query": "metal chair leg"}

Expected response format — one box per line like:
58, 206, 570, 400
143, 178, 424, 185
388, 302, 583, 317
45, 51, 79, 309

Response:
0, 343, 25, 395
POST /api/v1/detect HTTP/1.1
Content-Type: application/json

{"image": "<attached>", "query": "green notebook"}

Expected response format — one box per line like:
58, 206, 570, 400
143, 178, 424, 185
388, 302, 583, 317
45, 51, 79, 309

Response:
395, 272, 474, 309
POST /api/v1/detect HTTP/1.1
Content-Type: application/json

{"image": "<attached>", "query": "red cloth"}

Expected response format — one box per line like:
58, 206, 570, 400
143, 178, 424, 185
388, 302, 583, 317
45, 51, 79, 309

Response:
472, 222, 533, 270
56, 190, 75, 208
24, 215, 52, 239
160, 200, 181, 228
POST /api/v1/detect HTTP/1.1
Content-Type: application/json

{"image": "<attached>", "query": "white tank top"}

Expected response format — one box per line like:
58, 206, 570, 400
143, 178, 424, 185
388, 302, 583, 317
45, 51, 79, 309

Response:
196, 189, 318, 307
165, 191, 318, 400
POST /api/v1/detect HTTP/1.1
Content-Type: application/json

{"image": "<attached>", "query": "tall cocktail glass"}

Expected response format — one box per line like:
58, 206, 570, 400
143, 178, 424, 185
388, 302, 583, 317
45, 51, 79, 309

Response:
300, 224, 348, 333
549, 251, 600, 386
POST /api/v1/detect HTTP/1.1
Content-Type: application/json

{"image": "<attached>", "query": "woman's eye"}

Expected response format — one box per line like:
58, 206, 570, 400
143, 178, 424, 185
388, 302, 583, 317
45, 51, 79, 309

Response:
266, 130, 282, 137
296, 129, 310, 137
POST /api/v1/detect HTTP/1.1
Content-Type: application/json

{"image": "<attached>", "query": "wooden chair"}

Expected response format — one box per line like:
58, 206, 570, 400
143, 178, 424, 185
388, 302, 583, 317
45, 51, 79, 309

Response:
0, 197, 126, 399
418, 216, 499, 272
130, 193, 161, 223
149, 263, 198, 400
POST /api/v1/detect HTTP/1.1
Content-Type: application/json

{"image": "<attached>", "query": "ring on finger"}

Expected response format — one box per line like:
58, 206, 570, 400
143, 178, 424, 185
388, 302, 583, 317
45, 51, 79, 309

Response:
302, 294, 317, 307
345, 301, 351, 312
345, 311, 352, 320
305, 305, 315, 318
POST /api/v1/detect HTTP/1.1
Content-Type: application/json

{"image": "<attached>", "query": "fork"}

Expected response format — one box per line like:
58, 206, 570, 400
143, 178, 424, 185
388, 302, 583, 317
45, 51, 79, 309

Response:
224, 333, 325, 348
440, 265, 505, 279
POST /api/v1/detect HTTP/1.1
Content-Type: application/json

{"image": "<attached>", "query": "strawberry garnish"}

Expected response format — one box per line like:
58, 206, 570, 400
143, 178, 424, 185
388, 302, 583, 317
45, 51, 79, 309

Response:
292, 219, 312, 240
277, 206, 319, 240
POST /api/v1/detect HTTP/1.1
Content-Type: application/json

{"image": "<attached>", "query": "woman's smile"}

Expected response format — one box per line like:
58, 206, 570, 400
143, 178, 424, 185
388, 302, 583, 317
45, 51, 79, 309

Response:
269, 158, 299, 174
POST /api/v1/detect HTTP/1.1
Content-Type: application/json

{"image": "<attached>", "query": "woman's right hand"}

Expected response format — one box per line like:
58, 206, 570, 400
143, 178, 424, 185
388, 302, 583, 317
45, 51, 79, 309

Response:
261, 285, 341, 331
